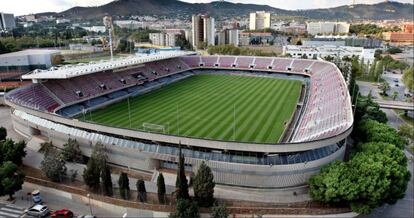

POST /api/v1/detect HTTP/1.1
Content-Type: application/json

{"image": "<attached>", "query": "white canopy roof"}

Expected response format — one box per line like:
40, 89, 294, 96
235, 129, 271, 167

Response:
22, 51, 196, 80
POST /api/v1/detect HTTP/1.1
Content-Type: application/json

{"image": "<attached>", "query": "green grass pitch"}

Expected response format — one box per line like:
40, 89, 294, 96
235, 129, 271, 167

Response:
82, 74, 302, 143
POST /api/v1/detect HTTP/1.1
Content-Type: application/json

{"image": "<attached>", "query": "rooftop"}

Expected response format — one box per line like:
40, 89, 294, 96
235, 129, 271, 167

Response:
22, 51, 195, 80
0, 49, 60, 58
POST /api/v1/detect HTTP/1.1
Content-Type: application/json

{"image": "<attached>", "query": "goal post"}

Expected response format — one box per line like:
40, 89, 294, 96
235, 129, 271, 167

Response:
142, 122, 168, 134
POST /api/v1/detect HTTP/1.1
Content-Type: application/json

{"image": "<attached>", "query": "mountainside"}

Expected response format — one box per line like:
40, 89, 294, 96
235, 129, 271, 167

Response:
57, 0, 413, 21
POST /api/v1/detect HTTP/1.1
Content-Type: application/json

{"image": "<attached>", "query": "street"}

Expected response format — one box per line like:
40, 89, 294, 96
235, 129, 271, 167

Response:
356, 78, 414, 218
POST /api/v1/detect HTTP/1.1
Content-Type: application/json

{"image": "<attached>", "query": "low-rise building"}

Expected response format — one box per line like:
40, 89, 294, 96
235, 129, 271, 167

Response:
283, 45, 375, 62
382, 23, 414, 44
0, 49, 61, 72
82, 26, 106, 33
306, 22, 349, 35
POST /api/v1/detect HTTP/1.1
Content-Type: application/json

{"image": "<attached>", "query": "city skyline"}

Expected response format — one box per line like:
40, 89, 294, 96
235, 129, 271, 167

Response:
2, 0, 413, 16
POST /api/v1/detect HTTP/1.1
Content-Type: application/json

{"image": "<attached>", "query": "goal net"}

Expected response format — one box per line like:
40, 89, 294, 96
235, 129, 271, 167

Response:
142, 122, 167, 134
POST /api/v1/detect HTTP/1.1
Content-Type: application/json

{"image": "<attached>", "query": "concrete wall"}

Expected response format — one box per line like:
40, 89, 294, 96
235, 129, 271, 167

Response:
12, 112, 346, 188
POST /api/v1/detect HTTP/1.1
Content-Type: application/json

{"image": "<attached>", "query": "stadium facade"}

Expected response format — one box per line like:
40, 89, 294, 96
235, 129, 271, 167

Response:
5, 52, 353, 189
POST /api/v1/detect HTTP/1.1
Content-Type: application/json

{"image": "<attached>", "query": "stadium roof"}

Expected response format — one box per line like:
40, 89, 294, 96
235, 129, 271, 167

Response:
22, 51, 196, 80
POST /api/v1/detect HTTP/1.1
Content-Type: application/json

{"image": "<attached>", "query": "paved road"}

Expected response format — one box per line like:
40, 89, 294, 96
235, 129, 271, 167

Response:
382, 71, 406, 101
356, 80, 414, 218
0, 203, 25, 218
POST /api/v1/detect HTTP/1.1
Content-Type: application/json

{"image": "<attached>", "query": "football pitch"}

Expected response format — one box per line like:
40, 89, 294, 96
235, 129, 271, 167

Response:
82, 74, 302, 143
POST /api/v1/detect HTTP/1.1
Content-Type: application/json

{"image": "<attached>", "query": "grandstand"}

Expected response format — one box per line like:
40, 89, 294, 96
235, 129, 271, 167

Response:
6, 52, 353, 190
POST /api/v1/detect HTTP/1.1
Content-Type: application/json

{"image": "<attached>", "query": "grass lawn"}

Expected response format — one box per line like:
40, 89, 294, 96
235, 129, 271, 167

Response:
82, 74, 302, 143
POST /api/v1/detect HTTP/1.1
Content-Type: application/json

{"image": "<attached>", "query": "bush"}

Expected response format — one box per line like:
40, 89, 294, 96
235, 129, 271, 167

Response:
170, 199, 200, 218
211, 204, 229, 218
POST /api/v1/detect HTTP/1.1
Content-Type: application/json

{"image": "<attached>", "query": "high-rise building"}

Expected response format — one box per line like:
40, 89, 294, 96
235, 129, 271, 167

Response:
217, 29, 239, 47
0, 12, 16, 31
249, 11, 271, 30
149, 32, 180, 47
228, 29, 239, 47
306, 22, 350, 35
192, 14, 215, 48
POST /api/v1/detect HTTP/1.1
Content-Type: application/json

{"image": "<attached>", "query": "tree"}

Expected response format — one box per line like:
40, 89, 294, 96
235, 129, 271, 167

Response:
83, 155, 101, 191
118, 172, 130, 200
100, 163, 113, 197
379, 81, 390, 96
136, 179, 146, 202
211, 204, 229, 218
392, 91, 398, 100
387, 47, 402, 54
358, 119, 406, 149
193, 162, 215, 207
39, 141, 55, 155
0, 127, 6, 141
324, 55, 334, 62
353, 95, 387, 128
61, 138, 82, 163
83, 142, 107, 191
175, 146, 189, 200
402, 67, 413, 92
40, 152, 67, 182
399, 124, 414, 144
157, 173, 166, 204
309, 142, 410, 214
170, 199, 200, 218
0, 161, 25, 200
296, 40, 303, 45
0, 139, 26, 166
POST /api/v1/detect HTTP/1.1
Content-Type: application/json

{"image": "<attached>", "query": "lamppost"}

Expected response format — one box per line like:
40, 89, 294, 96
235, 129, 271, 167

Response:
87, 193, 93, 216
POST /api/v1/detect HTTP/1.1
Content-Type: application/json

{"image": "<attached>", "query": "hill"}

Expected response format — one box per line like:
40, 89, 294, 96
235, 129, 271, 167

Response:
56, 0, 413, 21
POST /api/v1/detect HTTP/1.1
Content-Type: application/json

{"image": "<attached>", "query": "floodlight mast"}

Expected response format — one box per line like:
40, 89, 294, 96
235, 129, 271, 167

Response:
103, 15, 114, 60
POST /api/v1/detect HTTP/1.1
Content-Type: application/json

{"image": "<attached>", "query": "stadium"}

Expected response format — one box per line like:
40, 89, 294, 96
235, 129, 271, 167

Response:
5, 51, 353, 189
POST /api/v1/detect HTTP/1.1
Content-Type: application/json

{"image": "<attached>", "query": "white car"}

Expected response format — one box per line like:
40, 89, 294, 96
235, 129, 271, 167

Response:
25, 204, 50, 217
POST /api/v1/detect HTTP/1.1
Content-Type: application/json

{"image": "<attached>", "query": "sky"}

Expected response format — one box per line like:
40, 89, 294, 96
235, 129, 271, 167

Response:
1, 0, 412, 16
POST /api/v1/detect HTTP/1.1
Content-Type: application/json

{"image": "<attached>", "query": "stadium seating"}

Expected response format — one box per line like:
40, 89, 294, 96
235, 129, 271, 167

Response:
8, 55, 351, 143
201, 56, 219, 67
6, 84, 60, 112
235, 57, 255, 68
254, 57, 273, 70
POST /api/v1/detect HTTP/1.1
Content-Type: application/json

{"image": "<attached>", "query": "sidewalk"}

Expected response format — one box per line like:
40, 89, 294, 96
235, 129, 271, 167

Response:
0, 182, 168, 218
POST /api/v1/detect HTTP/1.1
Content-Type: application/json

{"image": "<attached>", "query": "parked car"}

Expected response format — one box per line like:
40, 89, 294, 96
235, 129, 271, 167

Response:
395, 83, 399, 87
25, 205, 50, 217
394, 79, 399, 83
77, 215, 96, 218
51, 209, 74, 218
